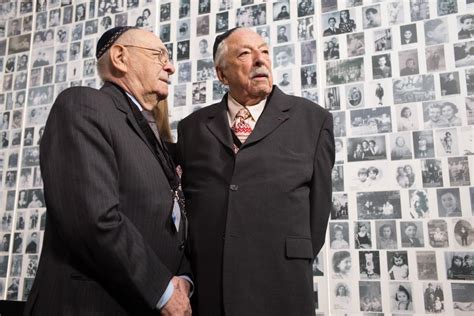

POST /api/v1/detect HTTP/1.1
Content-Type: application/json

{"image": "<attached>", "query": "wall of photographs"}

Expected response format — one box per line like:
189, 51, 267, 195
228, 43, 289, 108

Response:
0, 0, 473, 314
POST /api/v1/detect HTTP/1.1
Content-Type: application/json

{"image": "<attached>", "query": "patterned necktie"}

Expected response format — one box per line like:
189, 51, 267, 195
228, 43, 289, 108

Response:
231, 108, 253, 153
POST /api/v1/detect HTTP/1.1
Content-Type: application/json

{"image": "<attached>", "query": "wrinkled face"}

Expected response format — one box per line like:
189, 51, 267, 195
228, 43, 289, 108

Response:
124, 30, 175, 100
405, 225, 417, 238
217, 29, 273, 101
397, 291, 408, 302
428, 107, 441, 121
442, 105, 454, 119
441, 193, 457, 212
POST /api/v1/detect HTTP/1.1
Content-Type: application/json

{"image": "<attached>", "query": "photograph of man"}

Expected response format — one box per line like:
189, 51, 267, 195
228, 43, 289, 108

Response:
177, 27, 335, 316
324, 17, 340, 36
274, 3, 290, 20
23, 27, 192, 315
400, 24, 417, 45
400, 58, 419, 76
372, 54, 392, 79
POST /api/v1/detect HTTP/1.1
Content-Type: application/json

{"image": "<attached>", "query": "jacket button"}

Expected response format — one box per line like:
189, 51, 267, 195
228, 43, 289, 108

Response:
229, 184, 239, 191
179, 242, 185, 250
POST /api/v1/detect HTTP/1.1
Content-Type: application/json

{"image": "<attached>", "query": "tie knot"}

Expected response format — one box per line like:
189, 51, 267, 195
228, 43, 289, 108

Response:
235, 108, 252, 121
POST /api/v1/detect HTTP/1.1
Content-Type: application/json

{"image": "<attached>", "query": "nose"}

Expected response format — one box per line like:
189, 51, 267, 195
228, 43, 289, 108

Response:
253, 50, 266, 67
163, 60, 175, 75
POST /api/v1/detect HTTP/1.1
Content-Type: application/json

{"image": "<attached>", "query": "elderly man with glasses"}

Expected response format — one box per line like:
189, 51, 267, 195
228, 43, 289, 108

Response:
24, 27, 192, 316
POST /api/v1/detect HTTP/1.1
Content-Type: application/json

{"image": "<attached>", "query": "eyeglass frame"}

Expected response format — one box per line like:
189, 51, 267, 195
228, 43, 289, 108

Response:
121, 44, 170, 66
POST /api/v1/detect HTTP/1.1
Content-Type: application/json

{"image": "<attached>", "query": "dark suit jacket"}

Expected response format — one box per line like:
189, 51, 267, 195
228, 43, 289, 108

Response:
177, 86, 334, 316
24, 83, 189, 315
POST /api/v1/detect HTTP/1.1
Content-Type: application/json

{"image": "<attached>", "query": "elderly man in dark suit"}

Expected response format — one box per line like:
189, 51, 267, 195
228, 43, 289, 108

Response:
24, 27, 192, 316
177, 27, 335, 316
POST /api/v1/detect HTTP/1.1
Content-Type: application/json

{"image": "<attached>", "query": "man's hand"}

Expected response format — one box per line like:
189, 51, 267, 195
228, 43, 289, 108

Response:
175, 277, 191, 297
161, 277, 191, 316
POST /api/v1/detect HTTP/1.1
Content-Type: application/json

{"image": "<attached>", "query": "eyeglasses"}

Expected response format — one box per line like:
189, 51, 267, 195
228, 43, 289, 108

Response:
122, 44, 170, 66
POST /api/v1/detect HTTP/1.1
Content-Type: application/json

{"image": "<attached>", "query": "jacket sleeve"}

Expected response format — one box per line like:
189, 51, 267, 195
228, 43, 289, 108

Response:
309, 112, 335, 257
40, 89, 172, 309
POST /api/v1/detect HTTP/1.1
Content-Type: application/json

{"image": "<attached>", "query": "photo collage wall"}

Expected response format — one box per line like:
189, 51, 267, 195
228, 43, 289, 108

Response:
0, 0, 473, 314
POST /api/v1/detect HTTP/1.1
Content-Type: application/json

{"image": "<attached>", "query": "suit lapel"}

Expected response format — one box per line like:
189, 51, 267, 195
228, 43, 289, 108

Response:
100, 82, 160, 162
242, 87, 291, 148
205, 95, 234, 152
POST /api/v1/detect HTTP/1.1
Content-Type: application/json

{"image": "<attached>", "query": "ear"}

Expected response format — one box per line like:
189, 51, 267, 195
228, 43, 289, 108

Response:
109, 45, 128, 74
215, 66, 229, 85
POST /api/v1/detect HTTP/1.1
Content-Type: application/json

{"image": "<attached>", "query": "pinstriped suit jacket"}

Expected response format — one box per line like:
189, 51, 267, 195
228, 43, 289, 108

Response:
24, 82, 189, 315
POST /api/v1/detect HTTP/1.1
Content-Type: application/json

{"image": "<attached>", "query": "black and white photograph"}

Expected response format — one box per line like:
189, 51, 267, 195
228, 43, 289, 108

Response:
332, 250, 352, 278
410, 0, 430, 22
347, 135, 387, 162
390, 133, 413, 160
428, 219, 449, 248
334, 138, 345, 164
417, 251, 439, 280
448, 157, 470, 186
400, 23, 417, 45
372, 54, 392, 79
345, 83, 363, 108
359, 251, 380, 279
393, 74, 435, 104
400, 221, 424, 247
329, 222, 349, 249
273, 45, 295, 69
331, 193, 348, 220
396, 104, 419, 132
363, 5, 381, 29
421, 159, 444, 188
446, 252, 474, 280
423, 282, 445, 313
399, 49, 419, 77
451, 283, 474, 314
332, 165, 344, 192
332, 282, 350, 310
235, 4, 266, 27
374, 28, 392, 52
355, 221, 372, 249
409, 189, 429, 219
454, 219, 474, 247
348, 162, 387, 191
413, 130, 435, 159
424, 18, 449, 46
323, 37, 339, 61
376, 220, 398, 249
387, 251, 409, 280
389, 282, 413, 312
324, 87, 340, 111
300, 65, 317, 89
435, 128, 458, 156
426, 45, 446, 72
347, 32, 365, 57
437, 187, 462, 217
326, 57, 364, 85
359, 281, 382, 312
454, 40, 474, 68
458, 14, 474, 40
440, 72, 461, 96
387, 2, 404, 25
357, 191, 401, 220
349, 107, 392, 135
333, 111, 345, 137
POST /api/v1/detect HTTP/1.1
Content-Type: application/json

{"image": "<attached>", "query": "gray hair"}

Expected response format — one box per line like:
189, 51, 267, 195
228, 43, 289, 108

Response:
214, 39, 229, 70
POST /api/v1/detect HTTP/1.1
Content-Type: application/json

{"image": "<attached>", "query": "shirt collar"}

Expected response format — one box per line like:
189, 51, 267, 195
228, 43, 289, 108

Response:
126, 92, 143, 112
227, 94, 266, 123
